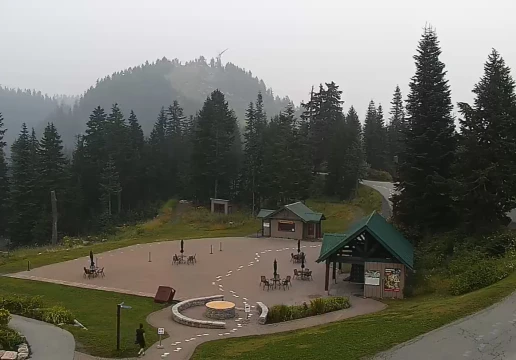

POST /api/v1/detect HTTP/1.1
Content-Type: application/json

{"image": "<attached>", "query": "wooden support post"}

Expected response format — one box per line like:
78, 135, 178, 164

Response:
324, 260, 330, 291
332, 261, 336, 283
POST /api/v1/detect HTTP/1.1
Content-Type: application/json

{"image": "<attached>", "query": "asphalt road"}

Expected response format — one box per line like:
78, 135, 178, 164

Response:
361, 180, 395, 218
374, 292, 516, 360
9, 315, 76, 360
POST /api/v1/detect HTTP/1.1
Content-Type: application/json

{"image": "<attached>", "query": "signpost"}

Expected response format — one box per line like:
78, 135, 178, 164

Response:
244, 304, 251, 320
157, 327, 165, 349
116, 302, 132, 350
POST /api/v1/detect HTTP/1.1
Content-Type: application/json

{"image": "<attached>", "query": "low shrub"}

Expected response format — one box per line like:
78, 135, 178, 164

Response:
364, 168, 393, 182
0, 295, 74, 325
40, 306, 74, 325
0, 327, 25, 351
449, 256, 515, 295
267, 297, 350, 324
0, 308, 11, 326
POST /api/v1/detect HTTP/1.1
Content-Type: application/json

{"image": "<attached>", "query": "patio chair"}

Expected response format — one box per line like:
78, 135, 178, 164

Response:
83, 267, 95, 279
293, 269, 299, 279
193, 253, 197, 263
307, 270, 313, 280
282, 276, 291, 290
187, 256, 195, 265
290, 253, 294, 262
96, 267, 105, 277
262, 280, 272, 291
260, 275, 267, 287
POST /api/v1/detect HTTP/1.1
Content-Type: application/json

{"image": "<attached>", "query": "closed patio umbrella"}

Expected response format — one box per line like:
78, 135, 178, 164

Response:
301, 252, 305, 270
273, 259, 278, 278
180, 239, 184, 254
89, 250, 94, 268
297, 239, 301, 254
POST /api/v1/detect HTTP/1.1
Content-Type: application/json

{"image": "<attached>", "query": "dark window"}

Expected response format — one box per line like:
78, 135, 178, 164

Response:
278, 221, 295, 232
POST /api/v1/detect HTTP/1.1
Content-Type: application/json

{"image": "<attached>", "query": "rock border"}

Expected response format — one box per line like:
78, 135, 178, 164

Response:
171, 295, 226, 329
256, 301, 268, 324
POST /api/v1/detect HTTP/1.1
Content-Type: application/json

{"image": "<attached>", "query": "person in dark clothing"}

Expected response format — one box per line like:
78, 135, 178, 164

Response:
136, 323, 146, 356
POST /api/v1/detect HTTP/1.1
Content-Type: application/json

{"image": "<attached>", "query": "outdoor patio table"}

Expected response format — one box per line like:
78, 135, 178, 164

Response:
270, 278, 281, 289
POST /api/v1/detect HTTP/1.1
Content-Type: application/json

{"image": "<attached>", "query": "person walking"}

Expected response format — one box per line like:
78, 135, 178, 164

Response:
136, 323, 146, 356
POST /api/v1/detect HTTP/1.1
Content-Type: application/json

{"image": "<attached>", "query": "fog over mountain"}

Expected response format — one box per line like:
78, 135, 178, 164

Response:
2, 0, 516, 132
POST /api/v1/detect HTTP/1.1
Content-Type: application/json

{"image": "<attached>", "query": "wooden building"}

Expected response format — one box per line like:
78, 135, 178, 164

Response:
316, 211, 413, 299
257, 202, 325, 240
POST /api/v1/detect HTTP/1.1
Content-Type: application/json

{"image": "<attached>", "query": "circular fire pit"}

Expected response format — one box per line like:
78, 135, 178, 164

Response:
205, 300, 236, 320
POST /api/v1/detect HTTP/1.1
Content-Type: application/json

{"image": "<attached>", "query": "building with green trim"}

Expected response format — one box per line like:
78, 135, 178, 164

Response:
316, 211, 413, 299
257, 202, 325, 240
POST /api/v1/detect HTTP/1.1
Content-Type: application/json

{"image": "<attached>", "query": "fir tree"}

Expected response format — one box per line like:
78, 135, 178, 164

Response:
147, 107, 170, 201
191, 90, 239, 201
454, 49, 516, 232
100, 156, 121, 215
387, 85, 406, 176
9, 123, 38, 246
0, 113, 8, 238
363, 101, 388, 171
31, 123, 67, 242
393, 26, 456, 235
82, 106, 108, 213
126, 110, 146, 208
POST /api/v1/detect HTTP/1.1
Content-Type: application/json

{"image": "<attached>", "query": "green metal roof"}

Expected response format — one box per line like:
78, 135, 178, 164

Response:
258, 202, 325, 223
316, 211, 414, 269
256, 209, 274, 218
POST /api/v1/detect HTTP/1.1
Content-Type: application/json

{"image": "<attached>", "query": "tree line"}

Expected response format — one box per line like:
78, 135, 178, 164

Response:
0, 82, 382, 247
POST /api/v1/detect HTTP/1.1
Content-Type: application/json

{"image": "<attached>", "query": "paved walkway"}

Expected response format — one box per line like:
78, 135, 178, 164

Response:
9, 315, 75, 360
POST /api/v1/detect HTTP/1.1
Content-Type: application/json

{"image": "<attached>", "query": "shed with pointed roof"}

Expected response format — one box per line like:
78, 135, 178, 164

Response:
316, 211, 414, 298
257, 202, 325, 240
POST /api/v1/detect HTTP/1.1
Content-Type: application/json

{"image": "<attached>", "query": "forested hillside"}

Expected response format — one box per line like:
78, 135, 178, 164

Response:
42, 57, 291, 147
0, 87, 63, 149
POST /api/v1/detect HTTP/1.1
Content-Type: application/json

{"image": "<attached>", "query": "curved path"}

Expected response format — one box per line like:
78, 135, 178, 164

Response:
9, 315, 75, 360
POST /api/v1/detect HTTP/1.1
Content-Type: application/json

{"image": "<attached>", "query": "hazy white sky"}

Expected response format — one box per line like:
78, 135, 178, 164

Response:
1, 0, 515, 119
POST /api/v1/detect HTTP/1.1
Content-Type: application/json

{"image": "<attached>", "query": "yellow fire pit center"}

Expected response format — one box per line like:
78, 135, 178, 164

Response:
206, 301, 235, 310
205, 301, 236, 320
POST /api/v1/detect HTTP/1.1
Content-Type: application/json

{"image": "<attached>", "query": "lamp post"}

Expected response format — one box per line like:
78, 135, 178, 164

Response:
116, 302, 132, 351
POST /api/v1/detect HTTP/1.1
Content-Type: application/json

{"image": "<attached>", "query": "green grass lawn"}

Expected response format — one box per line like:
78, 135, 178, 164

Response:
0, 277, 164, 358
0, 187, 382, 358
192, 270, 516, 360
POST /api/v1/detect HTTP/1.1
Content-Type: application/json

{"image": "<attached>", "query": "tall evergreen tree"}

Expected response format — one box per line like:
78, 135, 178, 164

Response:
393, 27, 456, 235
454, 49, 516, 232
167, 101, 187, 195
387, 85, 406, 175
82, 106, 108, 214
126, 110, 146, 208
147, 107, 170, 201
191, 90, 239, 201
9, 123, 38, 246
100, 156, 121, 215
0, 113, 8, 239
301, 82, 343, 172
32, 123, 67, 242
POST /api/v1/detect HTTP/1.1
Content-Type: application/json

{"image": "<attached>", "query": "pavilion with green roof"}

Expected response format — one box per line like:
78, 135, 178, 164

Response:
316, 211, 413, 299
257, 202, 325, 240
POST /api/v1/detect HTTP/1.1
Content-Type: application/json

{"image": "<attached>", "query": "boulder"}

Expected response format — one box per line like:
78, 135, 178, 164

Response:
0, 352, 5, 358
1, 351, 17, 360
17, 353, 28, 360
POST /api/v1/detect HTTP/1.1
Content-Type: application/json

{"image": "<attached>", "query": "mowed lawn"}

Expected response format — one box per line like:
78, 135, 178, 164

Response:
0, 276, 164, 358
0, 186, 381, 358
192, 271, 516, 360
